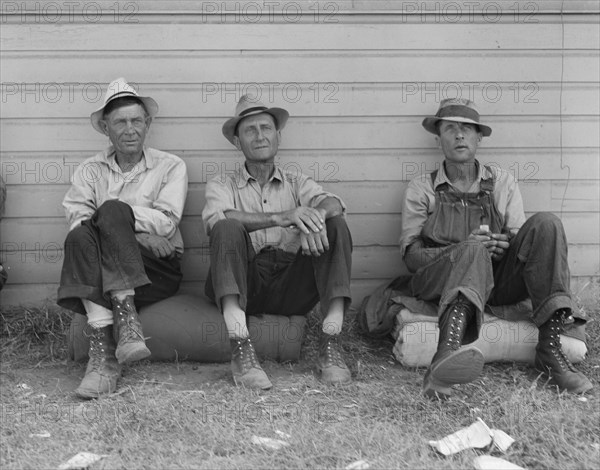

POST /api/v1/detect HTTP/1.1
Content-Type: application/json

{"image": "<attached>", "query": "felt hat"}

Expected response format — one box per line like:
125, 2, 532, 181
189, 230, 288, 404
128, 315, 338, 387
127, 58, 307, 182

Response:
222, 94, 289, 144
90, 77, 158, 134
422, 98, 491, 137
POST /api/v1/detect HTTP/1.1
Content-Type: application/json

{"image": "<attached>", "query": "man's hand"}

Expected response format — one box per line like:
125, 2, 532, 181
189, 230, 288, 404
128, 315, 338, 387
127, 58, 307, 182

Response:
468, 228, 510, 261
278, 207, 325, 234
136, 233, 176, 259
299, 226, 329, 256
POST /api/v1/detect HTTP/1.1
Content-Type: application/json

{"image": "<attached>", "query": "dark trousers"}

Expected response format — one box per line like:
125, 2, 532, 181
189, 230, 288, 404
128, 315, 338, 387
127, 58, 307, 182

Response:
205, 217, 353, 317
57, 200, 182, 316
405, 212, 574, 341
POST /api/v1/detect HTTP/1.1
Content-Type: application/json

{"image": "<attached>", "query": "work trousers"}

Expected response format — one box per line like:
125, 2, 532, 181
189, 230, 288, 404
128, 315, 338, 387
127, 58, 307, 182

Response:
405, 212, 574, 342
205, 217, 353, 317
57, 200, 182, 315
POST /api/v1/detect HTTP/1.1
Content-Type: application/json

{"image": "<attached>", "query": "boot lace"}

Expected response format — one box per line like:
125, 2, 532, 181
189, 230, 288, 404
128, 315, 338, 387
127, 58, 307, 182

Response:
548, 316, 578, 372
321, 335, 346, 368
234, 338, 261, 371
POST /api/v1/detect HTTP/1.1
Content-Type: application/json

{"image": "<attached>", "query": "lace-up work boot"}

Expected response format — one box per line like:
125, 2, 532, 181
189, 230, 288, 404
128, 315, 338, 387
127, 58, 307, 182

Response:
75, 325, 122, 399
317, 332, 352, 385
535, 309, 593, 393
230, 337, 272, 390
112, 295, 151, 364
423, 294, 484, 399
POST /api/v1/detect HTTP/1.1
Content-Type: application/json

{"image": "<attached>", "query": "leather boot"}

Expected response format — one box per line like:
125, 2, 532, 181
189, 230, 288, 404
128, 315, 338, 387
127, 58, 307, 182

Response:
423, 294, 484, 399
535, 310, 593, 393
75, 325, 122, 399
112, 295, 151, 364
230, 337, 272, 390
317, 332, 352, 385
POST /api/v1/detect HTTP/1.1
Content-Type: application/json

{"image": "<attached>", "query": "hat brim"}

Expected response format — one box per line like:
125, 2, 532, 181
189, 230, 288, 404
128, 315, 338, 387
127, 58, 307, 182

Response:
222, 108, 289, 144
90, 95, 158, 134
422, 116, 492, 137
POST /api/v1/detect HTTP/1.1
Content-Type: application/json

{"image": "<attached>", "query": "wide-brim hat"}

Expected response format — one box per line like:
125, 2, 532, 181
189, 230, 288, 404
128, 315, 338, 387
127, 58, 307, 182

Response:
422, 98, 491, 137
90, 77, 158, 134
222, 94, 289, 144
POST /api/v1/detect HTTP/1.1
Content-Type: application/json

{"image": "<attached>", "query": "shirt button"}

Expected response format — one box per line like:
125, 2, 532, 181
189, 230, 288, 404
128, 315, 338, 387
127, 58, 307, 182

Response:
263, 199, 267, 204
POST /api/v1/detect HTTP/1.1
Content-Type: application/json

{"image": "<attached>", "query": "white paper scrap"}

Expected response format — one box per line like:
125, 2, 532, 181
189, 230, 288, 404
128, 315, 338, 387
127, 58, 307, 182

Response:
473, 455, 525, 470
251, 435, 290, 450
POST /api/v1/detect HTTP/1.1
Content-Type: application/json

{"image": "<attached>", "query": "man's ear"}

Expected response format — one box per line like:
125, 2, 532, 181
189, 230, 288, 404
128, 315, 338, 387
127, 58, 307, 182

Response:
98, 120, 109, 136
145, 117, 153, 130
276, 129, 282, 144
233, 135, 242, 151
435, 135, 441, 148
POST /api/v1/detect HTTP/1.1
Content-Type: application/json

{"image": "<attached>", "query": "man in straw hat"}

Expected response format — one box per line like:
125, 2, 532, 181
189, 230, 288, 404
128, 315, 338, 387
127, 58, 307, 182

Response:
202, 94, 353, 389
399, 98, 592, 399
58, 77, 188, 398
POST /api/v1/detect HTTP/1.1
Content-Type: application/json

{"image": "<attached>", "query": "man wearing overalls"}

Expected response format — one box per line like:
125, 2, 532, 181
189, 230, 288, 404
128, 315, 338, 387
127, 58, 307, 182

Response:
399, 98, 592, 399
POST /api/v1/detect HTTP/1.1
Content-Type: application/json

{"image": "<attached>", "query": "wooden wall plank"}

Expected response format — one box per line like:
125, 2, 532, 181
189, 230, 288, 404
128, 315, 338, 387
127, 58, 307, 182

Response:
2, 117, 599, 152
3, 83, 599, 118
2, 179, 598, 220
2, 51, 598, 83
4, 23, 596, 51
2, 149, 599, 183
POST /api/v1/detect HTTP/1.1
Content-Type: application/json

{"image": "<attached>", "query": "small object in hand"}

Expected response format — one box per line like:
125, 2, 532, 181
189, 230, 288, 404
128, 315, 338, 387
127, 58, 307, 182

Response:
479, 224, 490, 233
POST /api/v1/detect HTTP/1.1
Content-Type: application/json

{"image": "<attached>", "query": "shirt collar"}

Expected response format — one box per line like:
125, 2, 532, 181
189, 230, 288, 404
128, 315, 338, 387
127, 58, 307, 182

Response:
103, 146, 153, 171
236, 162, 284, 188
434, 159, 492, 189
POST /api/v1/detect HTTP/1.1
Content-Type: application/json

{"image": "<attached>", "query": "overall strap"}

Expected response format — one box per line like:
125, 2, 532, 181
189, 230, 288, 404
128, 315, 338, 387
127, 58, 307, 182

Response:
480, 165, 496, 193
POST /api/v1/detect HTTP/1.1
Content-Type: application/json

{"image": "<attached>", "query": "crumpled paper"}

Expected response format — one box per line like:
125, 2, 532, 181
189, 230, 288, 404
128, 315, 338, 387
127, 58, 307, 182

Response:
473, 455, 525, 470
428, 418, 515, 455
58, 452, 108, 470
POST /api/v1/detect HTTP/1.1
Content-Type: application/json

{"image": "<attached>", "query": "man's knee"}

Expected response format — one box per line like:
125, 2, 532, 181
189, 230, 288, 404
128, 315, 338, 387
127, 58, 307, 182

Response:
325, 216, 352, 245
211, 218, 247, 241
94, 200, 134, 227
63, 225, 98, 260
526, 212, 563, 232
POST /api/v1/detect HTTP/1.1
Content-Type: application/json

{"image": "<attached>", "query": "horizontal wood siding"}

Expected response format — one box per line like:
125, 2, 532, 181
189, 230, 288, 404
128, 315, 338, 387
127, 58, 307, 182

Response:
1, 1, 599, 307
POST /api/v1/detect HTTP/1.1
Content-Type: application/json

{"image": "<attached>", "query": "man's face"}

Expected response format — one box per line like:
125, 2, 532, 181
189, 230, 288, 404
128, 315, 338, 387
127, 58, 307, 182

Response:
437, 120, 481, 163
234, 113, 280, 162
100, 103, 150, 157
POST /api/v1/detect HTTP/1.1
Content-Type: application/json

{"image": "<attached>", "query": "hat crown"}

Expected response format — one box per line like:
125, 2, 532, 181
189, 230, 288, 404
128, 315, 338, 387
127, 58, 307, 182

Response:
436, 98, 480, 117
103, 77, 139, 105
234, 94, 268, 117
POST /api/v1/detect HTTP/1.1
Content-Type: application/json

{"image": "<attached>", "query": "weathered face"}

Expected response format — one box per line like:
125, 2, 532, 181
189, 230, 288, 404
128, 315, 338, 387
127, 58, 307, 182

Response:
437, 120, 482, 163
234, 113, 280, 163
100, 103, 150, 158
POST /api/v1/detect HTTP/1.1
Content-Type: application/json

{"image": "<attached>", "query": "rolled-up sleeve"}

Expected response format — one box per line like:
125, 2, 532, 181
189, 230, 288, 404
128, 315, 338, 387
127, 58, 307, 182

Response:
202, 178, 236, 236
503, 175, 526, 232
399, 178, 431, 257
63, 163, 98, 231
298, 175, 346, 214
133, 158, 188, 238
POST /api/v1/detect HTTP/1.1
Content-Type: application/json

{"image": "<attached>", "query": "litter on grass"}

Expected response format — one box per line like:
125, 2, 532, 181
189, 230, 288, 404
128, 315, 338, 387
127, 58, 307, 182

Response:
428, 418, 515, 455
58, 452, 108, 470
251, 435, 290, 450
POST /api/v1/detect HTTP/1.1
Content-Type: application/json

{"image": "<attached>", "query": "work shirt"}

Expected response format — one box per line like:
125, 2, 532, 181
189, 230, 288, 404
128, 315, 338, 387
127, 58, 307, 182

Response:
399, 160, 526, 257
62, 146, 188, 253
202, 163, 345, 253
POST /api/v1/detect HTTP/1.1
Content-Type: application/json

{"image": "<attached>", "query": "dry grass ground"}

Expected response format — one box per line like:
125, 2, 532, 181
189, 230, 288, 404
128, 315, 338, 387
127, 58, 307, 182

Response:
1, 301, 599, 470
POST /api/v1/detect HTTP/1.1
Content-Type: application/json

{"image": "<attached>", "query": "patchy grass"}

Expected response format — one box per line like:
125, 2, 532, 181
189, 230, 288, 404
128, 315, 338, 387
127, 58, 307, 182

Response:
1, 303, 599, 470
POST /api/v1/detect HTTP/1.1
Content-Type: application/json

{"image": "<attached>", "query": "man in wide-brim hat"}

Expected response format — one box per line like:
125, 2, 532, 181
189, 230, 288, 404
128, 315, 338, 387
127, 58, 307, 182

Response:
202, 94, 354, 389
399, 98, 592, 399
58, 77, 188, 399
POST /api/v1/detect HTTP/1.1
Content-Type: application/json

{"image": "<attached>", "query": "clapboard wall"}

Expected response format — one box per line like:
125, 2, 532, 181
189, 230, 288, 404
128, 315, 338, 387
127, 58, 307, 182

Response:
1, 1, 599, 308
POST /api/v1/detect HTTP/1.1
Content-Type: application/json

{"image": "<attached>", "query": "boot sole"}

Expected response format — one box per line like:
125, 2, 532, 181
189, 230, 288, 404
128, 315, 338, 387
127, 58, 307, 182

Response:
430, 346, 484, 384
423, 370, 453, 400
116, 344, 151, 364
